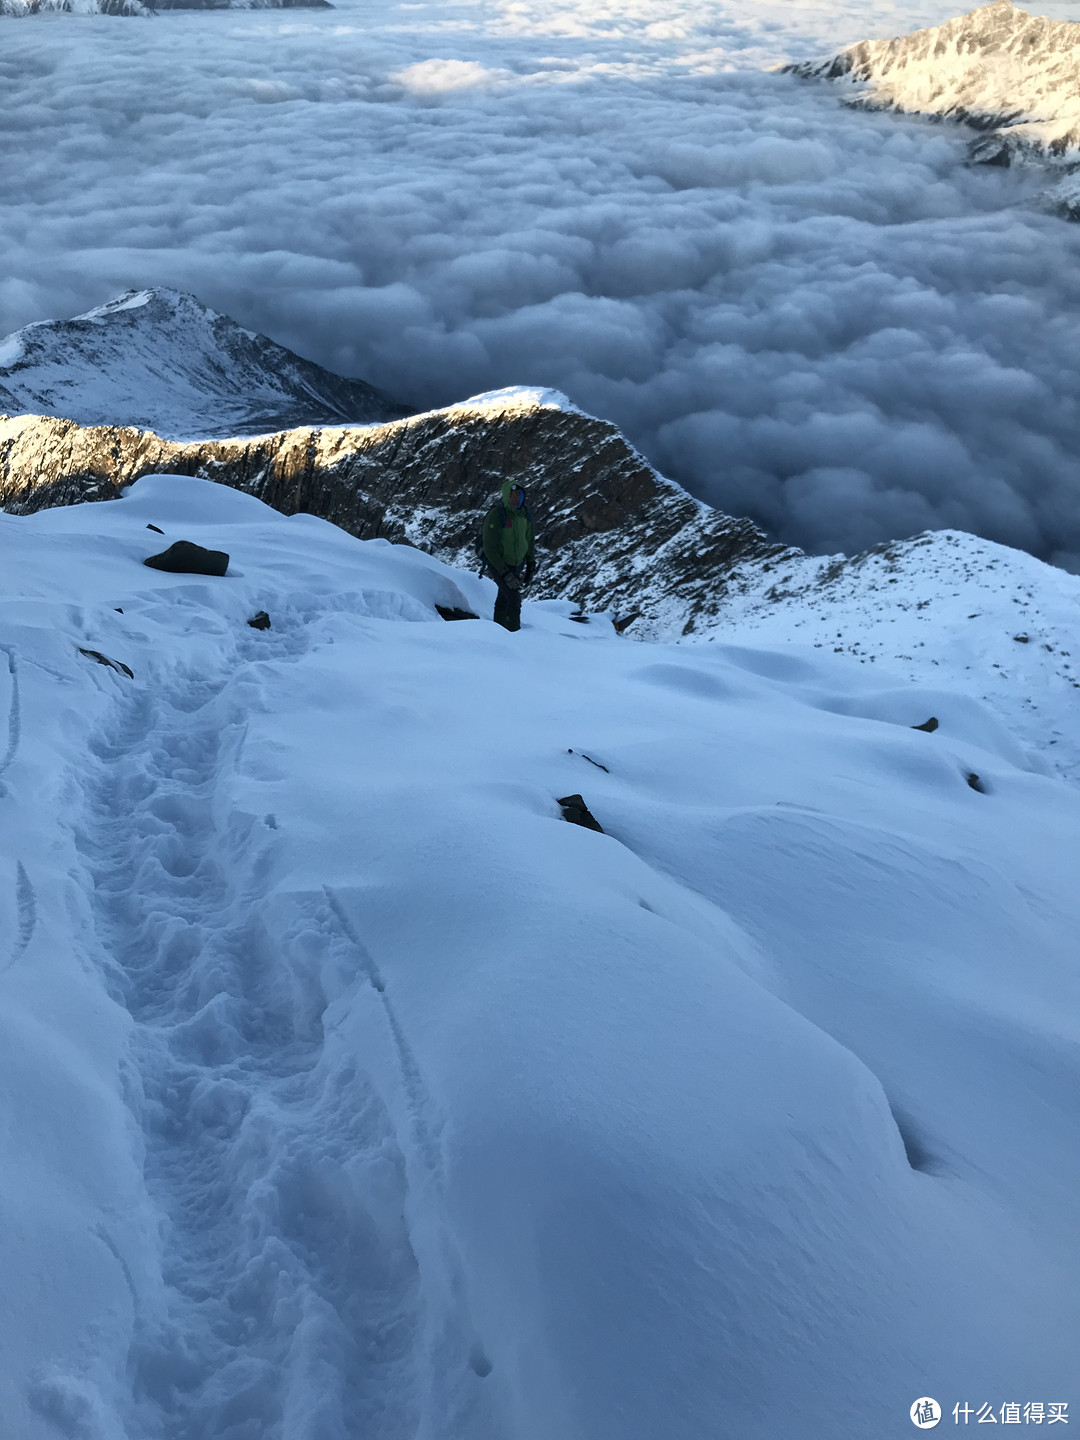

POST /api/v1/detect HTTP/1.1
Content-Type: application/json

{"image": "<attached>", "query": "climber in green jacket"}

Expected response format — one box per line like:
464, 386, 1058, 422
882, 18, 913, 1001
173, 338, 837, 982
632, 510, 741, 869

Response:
481, 481, 536, 632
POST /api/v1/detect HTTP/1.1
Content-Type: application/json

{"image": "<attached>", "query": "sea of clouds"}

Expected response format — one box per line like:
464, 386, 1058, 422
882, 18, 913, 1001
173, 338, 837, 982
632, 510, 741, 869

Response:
3, 0, 1080, 566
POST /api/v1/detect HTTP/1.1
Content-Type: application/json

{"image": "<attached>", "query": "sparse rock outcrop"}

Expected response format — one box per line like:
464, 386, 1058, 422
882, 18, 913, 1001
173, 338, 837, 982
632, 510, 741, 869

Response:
0, 390, 785, 636
786, 1, 1080, 174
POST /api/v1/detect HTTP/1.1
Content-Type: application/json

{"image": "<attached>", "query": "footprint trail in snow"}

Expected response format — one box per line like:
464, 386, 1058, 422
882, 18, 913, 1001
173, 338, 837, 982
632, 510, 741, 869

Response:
77, 613, 431, 1440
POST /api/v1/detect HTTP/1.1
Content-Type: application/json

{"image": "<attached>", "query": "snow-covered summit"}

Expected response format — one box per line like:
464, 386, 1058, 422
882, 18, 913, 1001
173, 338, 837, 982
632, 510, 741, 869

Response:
787, 1, 1080, 168
0, 289, 407, 437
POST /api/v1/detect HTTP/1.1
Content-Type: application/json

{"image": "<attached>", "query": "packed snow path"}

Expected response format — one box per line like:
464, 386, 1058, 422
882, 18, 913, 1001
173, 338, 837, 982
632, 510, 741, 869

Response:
72, 595, 496, 1440
78, 652, 415, 1439
1, 476, 1079, 1439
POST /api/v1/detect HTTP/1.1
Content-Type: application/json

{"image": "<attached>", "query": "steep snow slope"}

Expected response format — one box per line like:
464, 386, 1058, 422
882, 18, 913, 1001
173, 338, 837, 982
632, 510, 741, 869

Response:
703, 527, 1080, 783
0, 476, 1077, 1439
0, 290, 407, 437
787, 0, 1080, 169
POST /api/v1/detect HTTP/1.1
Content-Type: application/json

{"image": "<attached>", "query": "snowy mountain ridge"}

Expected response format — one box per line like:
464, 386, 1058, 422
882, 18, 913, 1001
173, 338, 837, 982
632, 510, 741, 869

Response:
787, 1, 1080, 194
2, 395, 1078, 785
0, 289, 406, 436
1, 290, 1077, 788
0, 391, 785, 639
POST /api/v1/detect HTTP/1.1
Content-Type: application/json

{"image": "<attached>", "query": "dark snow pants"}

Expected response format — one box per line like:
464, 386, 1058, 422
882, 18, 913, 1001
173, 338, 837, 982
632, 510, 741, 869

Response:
493, 575, 523, 632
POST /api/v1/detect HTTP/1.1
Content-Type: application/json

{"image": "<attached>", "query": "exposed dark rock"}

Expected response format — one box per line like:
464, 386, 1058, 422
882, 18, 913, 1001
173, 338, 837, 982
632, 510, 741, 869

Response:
568, 749, 610, 773
966, 771, 987, 792
78, 648, 133, 678
0, 395, 785, 638
613, 612, 641, 633
144, 541, 229, 576
1013, 633, 1030, 642
557, 794, 604, 832
247, 611, 272, 630
435, 605, 480, 621
912, 716, 939, 732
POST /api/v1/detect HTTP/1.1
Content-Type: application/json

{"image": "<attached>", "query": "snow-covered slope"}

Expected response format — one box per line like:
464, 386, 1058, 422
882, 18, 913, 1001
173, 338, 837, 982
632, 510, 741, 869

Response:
787, 1, 1080, 171
0, 290, 405, 436
705, 527, 1080, 783
1, 475, 1078, 1438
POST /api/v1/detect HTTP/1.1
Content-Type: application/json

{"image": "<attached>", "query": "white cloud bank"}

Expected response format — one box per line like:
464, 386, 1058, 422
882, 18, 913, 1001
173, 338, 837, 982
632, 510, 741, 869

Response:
3, 0, 1080, 566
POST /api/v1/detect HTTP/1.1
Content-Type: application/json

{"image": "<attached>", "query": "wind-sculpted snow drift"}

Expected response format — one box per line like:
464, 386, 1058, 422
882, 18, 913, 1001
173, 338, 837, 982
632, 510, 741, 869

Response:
0, 474, 1078, 1439
788, 1, 1080, 183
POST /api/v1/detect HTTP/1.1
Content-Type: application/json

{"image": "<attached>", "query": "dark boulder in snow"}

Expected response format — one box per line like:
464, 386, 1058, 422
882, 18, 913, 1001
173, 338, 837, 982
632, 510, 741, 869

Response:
557, 794, 604, 832
912, 717, 940, 732
247, 611, 271, 630
144, 541, 229, 576
78, 648, 133, 678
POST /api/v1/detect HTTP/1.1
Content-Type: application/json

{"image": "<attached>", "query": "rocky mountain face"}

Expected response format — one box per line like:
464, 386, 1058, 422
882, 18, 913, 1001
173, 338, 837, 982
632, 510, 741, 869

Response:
0, 390, 785, 636
0, 290, 403, 435
786, 1, 1080, 191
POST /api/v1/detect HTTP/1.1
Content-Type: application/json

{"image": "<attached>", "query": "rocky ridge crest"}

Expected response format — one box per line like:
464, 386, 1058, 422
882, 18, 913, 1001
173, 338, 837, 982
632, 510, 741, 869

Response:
0, 391, 787, 637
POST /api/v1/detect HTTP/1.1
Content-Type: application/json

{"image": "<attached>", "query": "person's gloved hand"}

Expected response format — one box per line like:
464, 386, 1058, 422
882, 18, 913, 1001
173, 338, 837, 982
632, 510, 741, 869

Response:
503, 571, 521, 591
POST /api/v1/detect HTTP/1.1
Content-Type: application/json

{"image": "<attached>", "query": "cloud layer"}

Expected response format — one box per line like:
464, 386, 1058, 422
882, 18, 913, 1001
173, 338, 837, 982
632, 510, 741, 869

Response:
3, 0, 1080, 566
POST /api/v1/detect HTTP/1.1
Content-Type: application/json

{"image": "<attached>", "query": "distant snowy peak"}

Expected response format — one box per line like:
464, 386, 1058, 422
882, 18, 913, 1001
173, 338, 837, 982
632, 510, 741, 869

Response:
1, 0, 327, 15
787, 1, 1080, 170
0, 289, 405, 436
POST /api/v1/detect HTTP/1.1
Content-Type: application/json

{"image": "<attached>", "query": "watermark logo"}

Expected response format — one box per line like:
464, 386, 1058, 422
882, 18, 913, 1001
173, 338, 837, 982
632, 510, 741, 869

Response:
911, 1398, 942, 1429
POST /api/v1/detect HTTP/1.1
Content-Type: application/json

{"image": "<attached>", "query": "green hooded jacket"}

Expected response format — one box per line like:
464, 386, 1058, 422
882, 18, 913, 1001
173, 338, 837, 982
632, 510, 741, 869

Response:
482, 481, 535, 578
